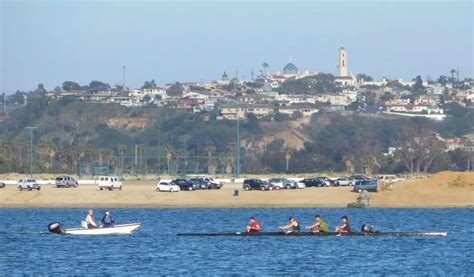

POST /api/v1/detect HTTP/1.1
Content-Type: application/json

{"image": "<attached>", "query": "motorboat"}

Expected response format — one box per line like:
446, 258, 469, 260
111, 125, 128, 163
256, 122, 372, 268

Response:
48, 222, 140, 235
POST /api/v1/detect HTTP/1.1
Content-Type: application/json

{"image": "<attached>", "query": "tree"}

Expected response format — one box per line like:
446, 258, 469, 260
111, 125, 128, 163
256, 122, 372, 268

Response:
394, 124, 446, 174
62, 81, 82, 92
412, 75, 425, 93
143, 95, 152, 102
35, 84, 47, 97
88, 80, 111, 93
244, 113, 262, 135
437, 75, 448, 86
141, 80, 157, 89
356, 73, 373, 82
166, 83, 184, 96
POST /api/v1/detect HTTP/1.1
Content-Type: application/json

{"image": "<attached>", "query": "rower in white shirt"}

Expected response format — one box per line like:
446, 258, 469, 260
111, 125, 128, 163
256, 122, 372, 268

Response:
83, 210, 98, 229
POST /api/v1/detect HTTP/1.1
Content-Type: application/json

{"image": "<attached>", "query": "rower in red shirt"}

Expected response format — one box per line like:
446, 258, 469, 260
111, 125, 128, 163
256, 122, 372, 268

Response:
246, 216, 261, 233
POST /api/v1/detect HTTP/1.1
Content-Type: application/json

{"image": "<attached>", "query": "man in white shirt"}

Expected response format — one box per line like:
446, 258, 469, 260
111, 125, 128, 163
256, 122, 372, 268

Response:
84, 210, 97, 229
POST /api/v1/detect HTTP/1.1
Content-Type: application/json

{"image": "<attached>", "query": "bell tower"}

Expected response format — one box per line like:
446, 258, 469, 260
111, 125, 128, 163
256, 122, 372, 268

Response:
337, 44, 348, 77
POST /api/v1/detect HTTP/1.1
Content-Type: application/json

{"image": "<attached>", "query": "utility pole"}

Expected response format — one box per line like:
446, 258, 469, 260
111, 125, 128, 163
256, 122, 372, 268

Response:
122, 65, 126, 91
26, 127, 37, 178
235, 117, 240, 178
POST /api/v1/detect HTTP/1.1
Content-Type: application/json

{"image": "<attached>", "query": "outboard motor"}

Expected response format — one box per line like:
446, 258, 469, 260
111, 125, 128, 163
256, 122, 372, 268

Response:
48, 222, 65, 234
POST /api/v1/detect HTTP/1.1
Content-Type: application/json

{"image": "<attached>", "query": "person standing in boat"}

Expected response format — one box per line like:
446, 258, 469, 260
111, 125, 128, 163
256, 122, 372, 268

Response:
245, 216, 261, 233
279, 216, 300, 234
100, 211, 115, 228
335, 215, 351, 233
84, 210, 97, 229
305, 215, 328, 233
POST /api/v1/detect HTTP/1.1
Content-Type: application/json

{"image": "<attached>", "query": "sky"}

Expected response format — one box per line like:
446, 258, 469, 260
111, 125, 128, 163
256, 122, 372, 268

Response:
1, 0, 473, 93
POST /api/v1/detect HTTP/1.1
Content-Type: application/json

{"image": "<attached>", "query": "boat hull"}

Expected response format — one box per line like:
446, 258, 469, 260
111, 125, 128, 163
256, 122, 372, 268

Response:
177, 231, 447, 237
64, 223, 141, 235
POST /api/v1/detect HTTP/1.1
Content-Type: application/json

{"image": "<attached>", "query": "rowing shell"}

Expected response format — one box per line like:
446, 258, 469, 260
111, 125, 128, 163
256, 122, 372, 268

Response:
177, 231, 448, 237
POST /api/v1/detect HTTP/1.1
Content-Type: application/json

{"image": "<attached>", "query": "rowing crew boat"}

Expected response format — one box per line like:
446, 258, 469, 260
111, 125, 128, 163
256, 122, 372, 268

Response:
48, 222, 141, 235
177, 231, 448, 237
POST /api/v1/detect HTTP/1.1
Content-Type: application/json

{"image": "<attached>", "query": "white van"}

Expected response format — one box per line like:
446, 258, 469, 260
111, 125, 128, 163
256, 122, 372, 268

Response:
97, 176, 122, 191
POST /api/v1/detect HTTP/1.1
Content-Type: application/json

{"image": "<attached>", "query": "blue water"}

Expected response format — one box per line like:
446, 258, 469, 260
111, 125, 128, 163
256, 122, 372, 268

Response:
0, 208, 472, 276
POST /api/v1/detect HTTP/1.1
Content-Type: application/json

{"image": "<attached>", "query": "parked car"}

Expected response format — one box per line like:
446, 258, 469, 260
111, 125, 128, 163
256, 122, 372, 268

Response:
189, 178, 210, 189
316, 177, 336, 186
97, 176, 122, 191
243, 179, 271, 191
156, 181, 180, 192
301, 178, 328, 187
335, 177, 357, 186
196, 176, 224, 189
267, 178, 300, 189
172, 179, 197, 191
55, 175, 78, 188
377, 175, 405, 184
17, 178, 41, 191
350, 175, 375, 181
0, 182, 5, 188
353, 180, 378, 192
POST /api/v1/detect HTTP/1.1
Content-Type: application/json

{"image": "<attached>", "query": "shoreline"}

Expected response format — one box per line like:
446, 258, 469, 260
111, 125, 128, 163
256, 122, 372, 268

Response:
1, 171, 473, 209
1, 204, 473, 209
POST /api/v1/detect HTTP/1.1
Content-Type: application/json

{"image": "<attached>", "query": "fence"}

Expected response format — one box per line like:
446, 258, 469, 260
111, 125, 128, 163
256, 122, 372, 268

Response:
77, 155, 236, 178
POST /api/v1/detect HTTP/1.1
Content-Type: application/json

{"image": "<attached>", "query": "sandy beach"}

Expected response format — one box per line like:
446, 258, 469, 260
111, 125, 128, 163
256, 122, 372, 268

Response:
0, 172, 473, 208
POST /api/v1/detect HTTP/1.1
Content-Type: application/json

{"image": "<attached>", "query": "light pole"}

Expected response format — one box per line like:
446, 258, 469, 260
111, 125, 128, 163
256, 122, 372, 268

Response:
26, 127, 37, 178
235, 117, 240, 178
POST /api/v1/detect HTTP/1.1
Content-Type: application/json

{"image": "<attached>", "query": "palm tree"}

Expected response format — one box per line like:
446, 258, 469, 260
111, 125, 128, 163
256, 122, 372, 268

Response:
227, 143, 236, 175
164, 145, 173, 174
262, 62, 269, 77
450, 69, 456, 83
204, 144, 215, 174
284, 147, 294, 172
15, 138, 28, 165
119, 144, 127, 174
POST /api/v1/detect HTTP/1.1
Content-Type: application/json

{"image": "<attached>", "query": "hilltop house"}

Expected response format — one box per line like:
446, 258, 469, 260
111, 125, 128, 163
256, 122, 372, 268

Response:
219, 104, 274, 120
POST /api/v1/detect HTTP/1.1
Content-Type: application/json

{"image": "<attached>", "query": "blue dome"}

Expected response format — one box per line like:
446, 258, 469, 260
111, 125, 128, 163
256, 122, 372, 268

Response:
283, 63, 298, 74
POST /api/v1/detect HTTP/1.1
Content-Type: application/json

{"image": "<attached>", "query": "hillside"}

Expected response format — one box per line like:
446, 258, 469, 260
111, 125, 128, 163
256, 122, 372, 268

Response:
0, 97, 473, 175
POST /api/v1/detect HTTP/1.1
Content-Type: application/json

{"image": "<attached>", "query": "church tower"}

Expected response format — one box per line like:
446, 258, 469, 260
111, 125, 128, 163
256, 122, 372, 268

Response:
337, 45, 348, 77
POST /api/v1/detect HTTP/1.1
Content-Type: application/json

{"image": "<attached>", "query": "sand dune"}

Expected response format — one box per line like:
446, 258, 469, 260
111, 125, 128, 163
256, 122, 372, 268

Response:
0, 172, 472, 208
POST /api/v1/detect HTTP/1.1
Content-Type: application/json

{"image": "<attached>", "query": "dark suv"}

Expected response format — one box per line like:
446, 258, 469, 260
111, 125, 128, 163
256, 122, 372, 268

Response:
353, 180, 378, 192
55, 176, 78, 188
172, 179, 197, 191
301, 178, 327, 187
243, 179, 271, 191
189, 178, 210, 189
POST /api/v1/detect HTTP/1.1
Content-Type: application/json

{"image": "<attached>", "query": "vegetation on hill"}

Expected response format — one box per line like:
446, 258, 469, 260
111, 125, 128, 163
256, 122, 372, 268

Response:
0, 97, 472, 175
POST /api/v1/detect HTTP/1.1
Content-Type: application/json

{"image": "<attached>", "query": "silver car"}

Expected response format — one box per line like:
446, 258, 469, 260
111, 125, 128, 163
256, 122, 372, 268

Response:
55, 176, 78, 188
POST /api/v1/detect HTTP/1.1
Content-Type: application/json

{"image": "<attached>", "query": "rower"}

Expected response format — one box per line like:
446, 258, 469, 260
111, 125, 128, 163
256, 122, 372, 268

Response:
83, 209, 97, 229
100, 211, 115, 228
361, 224, 375, 233
335, 215, 351, 233
279, 216, 300, 234
305, 215, 328, 233
246, 216, 261, 233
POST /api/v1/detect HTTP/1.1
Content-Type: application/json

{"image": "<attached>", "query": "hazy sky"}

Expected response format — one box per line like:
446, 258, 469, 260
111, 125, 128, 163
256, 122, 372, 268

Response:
1, 0, 472, 93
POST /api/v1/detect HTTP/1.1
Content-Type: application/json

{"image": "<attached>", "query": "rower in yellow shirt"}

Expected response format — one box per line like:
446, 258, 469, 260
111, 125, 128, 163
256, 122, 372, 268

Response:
305, 215, 328, 233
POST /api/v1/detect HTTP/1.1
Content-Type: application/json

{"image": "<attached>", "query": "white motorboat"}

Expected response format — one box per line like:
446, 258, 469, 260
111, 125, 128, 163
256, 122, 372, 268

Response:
48, 222, 141, 235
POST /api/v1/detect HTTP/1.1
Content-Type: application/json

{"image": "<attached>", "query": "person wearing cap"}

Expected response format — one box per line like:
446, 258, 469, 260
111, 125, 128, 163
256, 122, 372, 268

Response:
100, 211, 115, 228
245, 216, 261, 233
